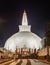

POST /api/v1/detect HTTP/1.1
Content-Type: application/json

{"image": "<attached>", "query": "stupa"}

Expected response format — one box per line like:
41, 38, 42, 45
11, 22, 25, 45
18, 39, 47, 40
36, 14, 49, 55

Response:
4, 11, 42, 52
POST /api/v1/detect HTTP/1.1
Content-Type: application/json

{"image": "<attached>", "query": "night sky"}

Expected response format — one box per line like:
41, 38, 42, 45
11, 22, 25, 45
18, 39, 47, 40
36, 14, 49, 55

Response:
0, 0, 49, 47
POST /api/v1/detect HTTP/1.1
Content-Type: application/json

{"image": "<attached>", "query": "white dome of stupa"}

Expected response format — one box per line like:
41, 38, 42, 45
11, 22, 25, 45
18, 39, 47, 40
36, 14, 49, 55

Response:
4, 11, 42, 52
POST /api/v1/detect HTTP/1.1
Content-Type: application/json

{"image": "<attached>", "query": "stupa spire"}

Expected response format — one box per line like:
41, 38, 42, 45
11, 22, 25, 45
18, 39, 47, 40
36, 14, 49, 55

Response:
22, 10, 28, 25
19, 10, 31, 32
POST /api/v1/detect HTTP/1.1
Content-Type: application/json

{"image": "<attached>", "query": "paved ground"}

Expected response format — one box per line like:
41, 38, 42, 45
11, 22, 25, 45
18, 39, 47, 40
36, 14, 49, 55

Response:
0, 59, 49, 65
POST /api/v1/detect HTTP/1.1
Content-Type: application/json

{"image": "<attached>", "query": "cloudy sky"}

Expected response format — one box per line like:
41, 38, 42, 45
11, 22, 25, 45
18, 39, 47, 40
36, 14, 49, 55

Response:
0, 0, 49, 47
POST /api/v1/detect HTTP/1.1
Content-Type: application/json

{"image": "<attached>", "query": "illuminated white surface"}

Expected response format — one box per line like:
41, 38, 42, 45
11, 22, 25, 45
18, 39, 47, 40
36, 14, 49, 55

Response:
19, 11, 31, 32
4, 31, 42, 52
22, 10, 28, 25
4, 11, 42, 52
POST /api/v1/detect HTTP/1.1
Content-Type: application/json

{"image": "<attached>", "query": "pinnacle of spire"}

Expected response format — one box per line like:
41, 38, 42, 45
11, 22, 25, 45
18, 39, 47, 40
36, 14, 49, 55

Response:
22, 10, 28, 25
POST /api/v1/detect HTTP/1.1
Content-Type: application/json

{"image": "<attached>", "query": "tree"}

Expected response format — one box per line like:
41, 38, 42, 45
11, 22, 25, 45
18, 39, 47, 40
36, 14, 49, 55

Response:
45, 22, 50, 61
